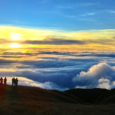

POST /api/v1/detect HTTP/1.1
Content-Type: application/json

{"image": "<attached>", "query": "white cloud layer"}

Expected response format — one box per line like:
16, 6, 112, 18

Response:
6, 77, 68, 91
73, 63, 115, 89
1, 52, 115, 90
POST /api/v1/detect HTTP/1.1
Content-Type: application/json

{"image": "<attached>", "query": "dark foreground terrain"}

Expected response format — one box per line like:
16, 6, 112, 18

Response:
0, 85, 115, 115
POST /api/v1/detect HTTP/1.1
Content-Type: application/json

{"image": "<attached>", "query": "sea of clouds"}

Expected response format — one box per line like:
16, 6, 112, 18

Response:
1, 51, 115, 91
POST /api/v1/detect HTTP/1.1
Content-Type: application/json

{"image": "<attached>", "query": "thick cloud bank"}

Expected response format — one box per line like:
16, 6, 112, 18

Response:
1, 52, 115, 90
73, 63, 115, 89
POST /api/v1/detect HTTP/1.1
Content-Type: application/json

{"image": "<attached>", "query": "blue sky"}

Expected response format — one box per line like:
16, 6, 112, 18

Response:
0, 0, 115, 31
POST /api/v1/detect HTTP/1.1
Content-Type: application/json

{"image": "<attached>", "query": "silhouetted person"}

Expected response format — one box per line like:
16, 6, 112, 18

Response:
4, 77, 7, 85
0, 77, 3, 85
16, 78, 18, 86
12, 78, 15, 86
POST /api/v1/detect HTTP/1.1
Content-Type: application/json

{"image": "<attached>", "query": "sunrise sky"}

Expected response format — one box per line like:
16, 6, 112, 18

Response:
0, 0, 115, 52
1, 0, 115, 90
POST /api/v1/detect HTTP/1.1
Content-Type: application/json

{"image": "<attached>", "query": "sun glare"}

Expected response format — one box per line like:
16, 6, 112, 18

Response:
9, 43, 22, 48
10, 33, 23, 40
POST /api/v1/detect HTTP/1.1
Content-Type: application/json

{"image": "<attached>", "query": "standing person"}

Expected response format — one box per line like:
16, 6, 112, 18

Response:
12, 78, 15, 86
1, 77, 3, 85
4, 77, 7, 85
16, 78, 18, 86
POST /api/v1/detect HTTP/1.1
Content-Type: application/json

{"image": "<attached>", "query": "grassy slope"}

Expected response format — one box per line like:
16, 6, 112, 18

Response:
0, 85, 115, 115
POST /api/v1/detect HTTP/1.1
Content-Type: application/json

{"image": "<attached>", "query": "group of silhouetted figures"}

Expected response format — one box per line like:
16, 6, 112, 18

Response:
0, 77, 7, 85
0, 77, 18, 86
12, 78, 18, 86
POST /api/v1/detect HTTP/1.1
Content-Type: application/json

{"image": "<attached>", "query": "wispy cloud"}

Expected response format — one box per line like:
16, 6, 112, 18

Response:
57, 2, 98, 10
80, 12, 96, 17
77, 3, 99, 7
21, 39, 85, 45
107, 10, 115, 14
57, 5, 74, 9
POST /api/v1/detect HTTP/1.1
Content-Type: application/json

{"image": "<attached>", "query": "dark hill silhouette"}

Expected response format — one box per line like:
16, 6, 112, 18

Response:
65, 88, 109, 104
96, 89, 115, 104
18, 86, 84, 104
18, 86, 115, 105
1, 85, 115, 114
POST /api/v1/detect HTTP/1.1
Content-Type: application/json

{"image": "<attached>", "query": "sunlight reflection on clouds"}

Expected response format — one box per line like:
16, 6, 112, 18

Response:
0, 52, 115, 90
6, 77, 68, 91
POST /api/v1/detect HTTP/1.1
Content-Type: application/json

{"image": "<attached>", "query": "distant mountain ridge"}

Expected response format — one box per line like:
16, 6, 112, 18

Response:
65, 88, 115, 104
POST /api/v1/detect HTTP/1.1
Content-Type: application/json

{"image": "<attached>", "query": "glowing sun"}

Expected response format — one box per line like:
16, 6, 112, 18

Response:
9, 43, 22, 48
10, 33, 23, 40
